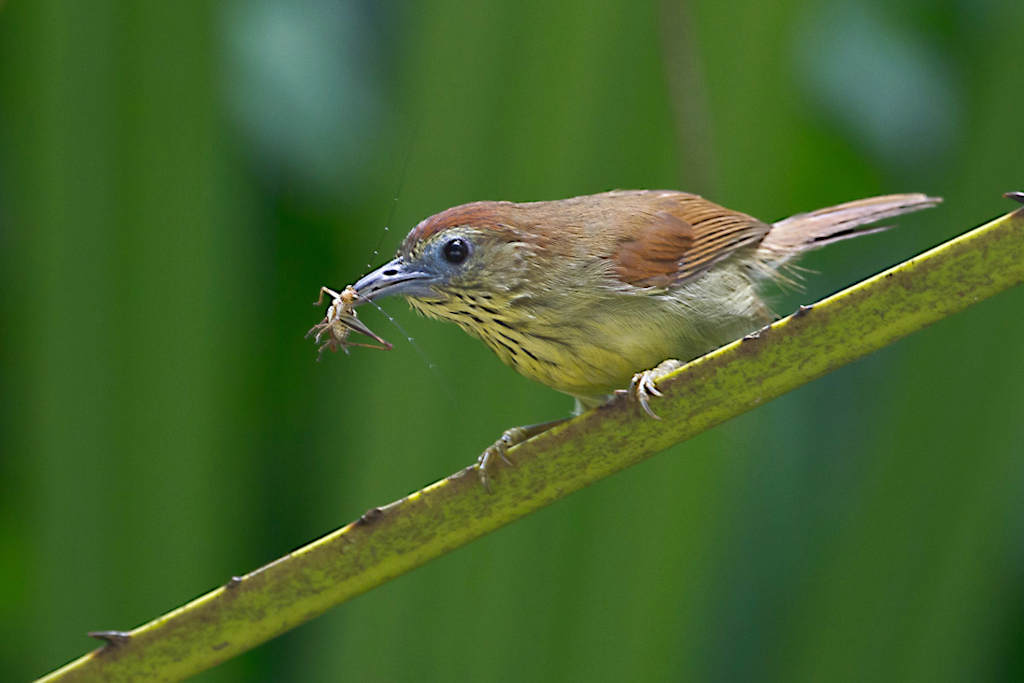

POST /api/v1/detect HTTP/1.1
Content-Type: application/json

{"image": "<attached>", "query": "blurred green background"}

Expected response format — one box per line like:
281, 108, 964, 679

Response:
1, 0, 1022, 681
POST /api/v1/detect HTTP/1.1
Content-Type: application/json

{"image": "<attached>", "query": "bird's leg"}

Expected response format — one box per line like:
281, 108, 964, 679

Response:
620, 359, 685, 420
477, 419, 569, 492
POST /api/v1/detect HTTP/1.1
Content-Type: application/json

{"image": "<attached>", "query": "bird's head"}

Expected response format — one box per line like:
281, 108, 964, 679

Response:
353, 201, 544, 325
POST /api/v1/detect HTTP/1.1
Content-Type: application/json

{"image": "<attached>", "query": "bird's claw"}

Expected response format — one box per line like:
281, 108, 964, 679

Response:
632, 372, 663, 420
476, 427, 527, 492
628, 359, 684, 420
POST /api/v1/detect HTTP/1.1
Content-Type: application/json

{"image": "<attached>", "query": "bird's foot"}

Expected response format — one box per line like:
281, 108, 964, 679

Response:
475, 419, 570, 492
621, 359, 684, 419
477, 427, 527, 493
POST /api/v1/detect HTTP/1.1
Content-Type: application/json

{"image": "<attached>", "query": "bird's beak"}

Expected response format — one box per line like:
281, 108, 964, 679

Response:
352, 257, 442, 303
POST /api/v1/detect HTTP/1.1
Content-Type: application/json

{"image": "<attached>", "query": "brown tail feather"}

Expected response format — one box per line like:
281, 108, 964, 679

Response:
757, 193, 941, 265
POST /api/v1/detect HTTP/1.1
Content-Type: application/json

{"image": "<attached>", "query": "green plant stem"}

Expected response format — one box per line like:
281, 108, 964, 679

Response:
37, 205, 1024, 682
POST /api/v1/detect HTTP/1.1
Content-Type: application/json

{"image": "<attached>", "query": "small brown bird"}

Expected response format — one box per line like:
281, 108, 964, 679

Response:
353, 190, 939, 481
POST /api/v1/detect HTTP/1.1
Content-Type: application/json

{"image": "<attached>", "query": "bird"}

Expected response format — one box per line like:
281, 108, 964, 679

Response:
352, 190, 940, 485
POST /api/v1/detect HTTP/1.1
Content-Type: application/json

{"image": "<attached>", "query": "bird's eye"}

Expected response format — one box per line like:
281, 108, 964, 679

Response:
442, 237, 470, 264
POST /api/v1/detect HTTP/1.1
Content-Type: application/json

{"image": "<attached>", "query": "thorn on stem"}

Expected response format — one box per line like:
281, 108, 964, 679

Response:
357, 507, 383, 526
88, 630, 131, 647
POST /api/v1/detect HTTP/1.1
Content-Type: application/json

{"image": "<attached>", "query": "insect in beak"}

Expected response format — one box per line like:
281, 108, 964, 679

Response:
306, 285, 393, 359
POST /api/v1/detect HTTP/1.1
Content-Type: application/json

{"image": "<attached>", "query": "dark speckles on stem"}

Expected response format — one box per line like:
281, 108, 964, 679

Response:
88, 631, 132, 648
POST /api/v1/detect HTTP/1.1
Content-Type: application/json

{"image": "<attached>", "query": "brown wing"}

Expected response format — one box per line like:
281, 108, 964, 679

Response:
613, 193, 770, 287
